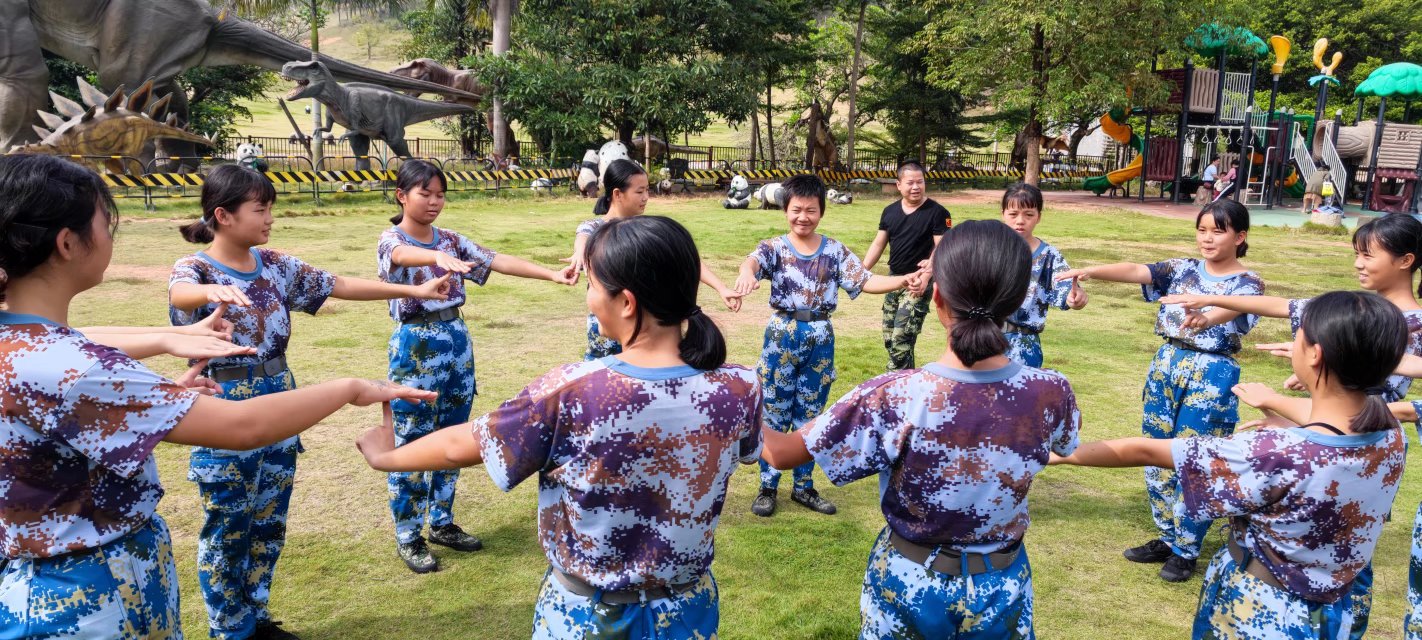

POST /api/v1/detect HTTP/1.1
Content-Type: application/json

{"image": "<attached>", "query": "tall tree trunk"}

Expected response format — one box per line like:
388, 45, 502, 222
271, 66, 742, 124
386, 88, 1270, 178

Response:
749, 112, 759, 167
310, 0, 324, 166
1067, 117, 1093, 163
765, 77, 777, 167
490, 0, 514, 158
1024, 23, 1046, 186
844, 0, 867, 169
617, 120, 635, 146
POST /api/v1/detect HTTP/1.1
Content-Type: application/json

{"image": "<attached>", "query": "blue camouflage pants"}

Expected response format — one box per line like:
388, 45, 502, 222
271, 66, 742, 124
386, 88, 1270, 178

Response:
860, 528, 1034, 639
1405, 501, 1422, 640
1193, 547, 1353, 640
191, 369, 300, 640
531, 571, 719, 640
1004, 331, 1044, 368
757, 314, 836, 491
1142, 343, 1240, 560
882, 289, 931, 371
387, 318, 475, 544
585, 313, 622, 361
0, 516, 179, 639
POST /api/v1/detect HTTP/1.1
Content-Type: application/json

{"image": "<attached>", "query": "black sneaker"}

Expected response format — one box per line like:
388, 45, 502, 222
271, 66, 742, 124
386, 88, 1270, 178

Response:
791, 488, 837, 515
429, 523, 484, 552
397, 538, 439, 574
1122, 539, 1173, 563
751, 488, 777, 517
1159, 554, 1197, 582
253, 620, 300, 640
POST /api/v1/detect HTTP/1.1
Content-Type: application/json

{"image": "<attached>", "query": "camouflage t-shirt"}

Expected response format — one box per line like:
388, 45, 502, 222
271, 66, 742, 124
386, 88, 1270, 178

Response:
1142, 258, 1264, 354
750, 235, 872, 314
0, 313, 197, 558
1007, 240, 1074, 333
803, 362, 1080, 553
377, 226, 495, 322
474, 357, 762, 590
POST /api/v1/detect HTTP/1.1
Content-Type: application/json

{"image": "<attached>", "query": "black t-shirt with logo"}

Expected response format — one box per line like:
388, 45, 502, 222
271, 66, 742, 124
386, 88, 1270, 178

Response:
878, 198, 951, 275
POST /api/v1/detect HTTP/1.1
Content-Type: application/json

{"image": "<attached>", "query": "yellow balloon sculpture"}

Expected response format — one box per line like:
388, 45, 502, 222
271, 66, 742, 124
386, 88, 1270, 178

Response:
1269, 35, 1291, 75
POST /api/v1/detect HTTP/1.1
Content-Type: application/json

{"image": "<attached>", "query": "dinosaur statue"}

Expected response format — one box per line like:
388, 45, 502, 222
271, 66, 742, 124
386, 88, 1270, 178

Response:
628, 135, 710, 161
389, 58, 487, 109
800, 100, 838, 170
9, 77, 213, 175
1, 0, 474, 158
282, 60, 475, 170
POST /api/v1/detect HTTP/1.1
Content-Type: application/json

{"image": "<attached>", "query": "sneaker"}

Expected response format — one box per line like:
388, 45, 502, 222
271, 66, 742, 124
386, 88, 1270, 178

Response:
429, 523, 484, 552
751, 488, 777, 517
1159, 554, 1197, 582
1122, 539, 1173, 563
252, 621, 300, 640
397, 538, 438, 574
791, 488, 837, 515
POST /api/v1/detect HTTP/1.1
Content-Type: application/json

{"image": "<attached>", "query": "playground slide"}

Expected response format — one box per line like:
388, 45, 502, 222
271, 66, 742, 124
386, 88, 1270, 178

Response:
1085, 108, 1144, 195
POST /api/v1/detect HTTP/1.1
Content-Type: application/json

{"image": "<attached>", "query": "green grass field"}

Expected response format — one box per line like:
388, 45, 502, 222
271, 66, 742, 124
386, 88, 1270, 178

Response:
84, 189, 1417, 638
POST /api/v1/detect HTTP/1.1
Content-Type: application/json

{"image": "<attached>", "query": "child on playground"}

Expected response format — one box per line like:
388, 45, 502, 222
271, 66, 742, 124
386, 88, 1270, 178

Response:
1055, 199, 1263, 583
733, 174, 914, 518
167, 164, 454, 640
377, 159, 576, 574
760, 220, 1081, 638
999, 182, 1088, 367
861, 161, 951, 370
1054, 290, 1408, 640
1160, 212, 1422, 636
0, 154, 432, 639
358, 215, 762, 639
566, 158, 741, 360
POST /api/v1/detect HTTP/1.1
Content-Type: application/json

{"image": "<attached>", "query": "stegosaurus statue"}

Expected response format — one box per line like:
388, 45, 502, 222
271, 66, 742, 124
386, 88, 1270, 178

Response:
8, 78, 213, 174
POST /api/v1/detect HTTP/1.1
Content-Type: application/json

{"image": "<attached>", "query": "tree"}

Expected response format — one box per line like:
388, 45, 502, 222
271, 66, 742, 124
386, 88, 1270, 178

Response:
401, 0, 492, 156
843, 0, 870, 167
489, 0, 515, 158
476, 1, 765, 159
918, 0, 1237, 184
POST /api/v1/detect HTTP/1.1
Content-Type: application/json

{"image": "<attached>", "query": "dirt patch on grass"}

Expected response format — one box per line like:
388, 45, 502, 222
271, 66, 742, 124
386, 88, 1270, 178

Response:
105, 264, 172, 281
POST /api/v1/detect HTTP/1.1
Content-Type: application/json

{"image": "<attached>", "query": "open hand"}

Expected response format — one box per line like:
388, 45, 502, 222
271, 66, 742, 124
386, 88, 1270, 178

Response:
206, 285, 252, 307
1231, 382, 1280, 410
434, 252, 475, 274
1253, 342, 1292, 358
1159, 294, 1210, 310
351, 380, 437, 407
733, 272, 760, 297
162, 334, 257, 361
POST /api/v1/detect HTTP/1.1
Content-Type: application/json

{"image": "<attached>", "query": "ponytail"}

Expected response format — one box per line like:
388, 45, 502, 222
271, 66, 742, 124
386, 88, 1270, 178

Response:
1352, 394, 1399, 434
179, 218, 215, 243
593, 193, 612, 216
187, 164, 275, 244
931, 220, 1032, 366
585, 215, 726, 370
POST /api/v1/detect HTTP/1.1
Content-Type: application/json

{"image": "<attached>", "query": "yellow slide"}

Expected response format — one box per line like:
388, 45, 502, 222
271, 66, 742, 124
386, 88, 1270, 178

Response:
1084, 108, 1144, 195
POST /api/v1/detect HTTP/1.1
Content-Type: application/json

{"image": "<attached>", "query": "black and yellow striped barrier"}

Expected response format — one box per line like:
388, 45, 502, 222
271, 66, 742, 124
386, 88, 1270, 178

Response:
683, 168, 1098, 183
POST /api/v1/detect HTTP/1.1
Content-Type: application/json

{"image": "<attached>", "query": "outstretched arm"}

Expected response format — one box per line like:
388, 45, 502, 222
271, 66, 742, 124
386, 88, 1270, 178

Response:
760, 426, 814, 470
358, 403, 484, 471
491, 253, 577, 285
1232, 382, 1311, 425
1055, 263, 1152, 285
862, 274, 909, 295
699, 263, 743, 312
1158, 294, 1291, 319
331, 274, 450, 301
862, 230, 890, 271
1050, 437, 1174, 468
734, 256, 762, 296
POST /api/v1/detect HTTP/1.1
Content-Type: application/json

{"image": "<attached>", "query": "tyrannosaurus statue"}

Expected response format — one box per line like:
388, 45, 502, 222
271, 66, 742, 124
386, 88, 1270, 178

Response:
1, 0, 475, 157
282, 60, 475, 169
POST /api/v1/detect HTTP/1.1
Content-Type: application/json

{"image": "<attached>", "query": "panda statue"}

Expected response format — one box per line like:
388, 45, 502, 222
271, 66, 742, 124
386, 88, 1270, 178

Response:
827, 188, 853, 205
576, 149, 600, 197
596, 140, 630, 188
530, 177, 556, 195
753, 182, 784, 209
235, 142, 268, 173
723, 175, 752, 209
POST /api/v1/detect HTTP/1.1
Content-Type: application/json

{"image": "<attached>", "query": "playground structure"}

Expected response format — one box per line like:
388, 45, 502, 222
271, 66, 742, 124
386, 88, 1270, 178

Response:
1349, 63, 1422, 214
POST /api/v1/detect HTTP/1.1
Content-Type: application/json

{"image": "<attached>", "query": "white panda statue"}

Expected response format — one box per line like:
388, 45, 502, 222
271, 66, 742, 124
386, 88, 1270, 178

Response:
597, 140, 631, 188
530, 177, 555, 194
576, 149, 599, 197
827, 188, 853, 205
723, 175, 752, 209
235, 142, 268, 172
754, 182, 784, 209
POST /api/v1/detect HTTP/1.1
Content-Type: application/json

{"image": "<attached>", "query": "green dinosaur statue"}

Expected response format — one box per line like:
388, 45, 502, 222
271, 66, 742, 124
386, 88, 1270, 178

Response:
282, 60, 475, 170
1, 0, 476, 158
10, 77, 213, 175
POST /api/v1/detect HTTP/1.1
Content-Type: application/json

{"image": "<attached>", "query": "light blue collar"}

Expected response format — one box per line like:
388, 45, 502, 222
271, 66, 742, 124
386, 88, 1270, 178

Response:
394, 225, 440, 249
601, 356, 703, 380
783, 234, 827, 260
197, 248, 263, 281
1289, 426, 1391, 447
0, 311, 62, 326
922, 361, 1022, 383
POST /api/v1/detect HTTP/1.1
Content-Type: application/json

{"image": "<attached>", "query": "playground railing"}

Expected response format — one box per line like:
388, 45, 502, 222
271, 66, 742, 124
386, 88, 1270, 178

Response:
1318, 123, 1349, 198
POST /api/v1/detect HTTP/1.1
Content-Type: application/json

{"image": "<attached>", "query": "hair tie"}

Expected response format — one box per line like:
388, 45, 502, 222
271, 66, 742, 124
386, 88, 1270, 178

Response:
686, 306, 703, 319
963, 306, 993, 320
0, 267, 8, 286
1364, 385, 1389, 396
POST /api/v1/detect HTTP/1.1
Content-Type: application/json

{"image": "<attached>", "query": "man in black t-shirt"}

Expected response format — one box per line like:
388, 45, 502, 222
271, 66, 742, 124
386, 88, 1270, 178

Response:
862, 162, 951, 370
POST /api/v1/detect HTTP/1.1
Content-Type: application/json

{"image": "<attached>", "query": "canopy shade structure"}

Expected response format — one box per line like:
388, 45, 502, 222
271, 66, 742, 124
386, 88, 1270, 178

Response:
1355, 63, 1422, 98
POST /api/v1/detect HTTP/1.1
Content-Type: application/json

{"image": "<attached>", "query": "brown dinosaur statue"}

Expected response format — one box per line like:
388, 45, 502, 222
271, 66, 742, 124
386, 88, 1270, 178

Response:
1, 0, 475, 158
801, 100, 838, 170
9, 77, 213, 174
389, 58, 488, 108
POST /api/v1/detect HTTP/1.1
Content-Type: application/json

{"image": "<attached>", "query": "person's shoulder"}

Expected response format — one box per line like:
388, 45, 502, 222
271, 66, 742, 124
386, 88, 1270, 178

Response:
172, 252, 208, 271
705, 363, 760, 388
1012, 365, 1073, 393
880, 200, 902, 215
922, 198, 950, 213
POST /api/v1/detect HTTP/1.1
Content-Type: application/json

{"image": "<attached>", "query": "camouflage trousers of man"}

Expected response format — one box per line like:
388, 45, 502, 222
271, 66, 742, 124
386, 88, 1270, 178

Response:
882, 289, 931, 371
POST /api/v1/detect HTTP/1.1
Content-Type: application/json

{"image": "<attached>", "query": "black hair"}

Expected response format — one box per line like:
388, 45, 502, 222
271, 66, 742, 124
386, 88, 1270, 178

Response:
1353, 214, 1422, 297
897, 162, 926, 179
1001, 182, 1043, 212
1195, 199, 1251, 258
0, 154, 117, 303
1299, 291, 1407, 432
931, 220, 1032, 366
391, 160, 448, 224
780, 173, 827, 214
583, 216, 726, 370
181, 164, 276, 243
1231, 160, 1240, 166
593, 159, 647, 216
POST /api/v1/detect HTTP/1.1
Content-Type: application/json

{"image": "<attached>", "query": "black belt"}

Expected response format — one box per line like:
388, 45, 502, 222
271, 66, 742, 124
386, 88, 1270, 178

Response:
1226, 534, 1286, 591
1005, 321, 1040, 335
888, 531, 1022, 577
549, 567, 700, 604
206, 355, 288, 384
402, 307, 460, 325
777, 309, 831, 322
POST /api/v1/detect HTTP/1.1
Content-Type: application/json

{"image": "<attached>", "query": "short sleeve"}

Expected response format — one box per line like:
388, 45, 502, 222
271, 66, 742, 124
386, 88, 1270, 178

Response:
1047, 248, 1074, 310
575, 219, 600, 236
273, 253, 336, 316
1288, 298, 1310, 334
455, 234, 497, 286
877, 205, 893, 232
168, 257, 207, 326
835, 244, 873, 299
737, 381, 765, 464
1227, 274, 1265, 334
1049, 379, 1082, 457
751, 241, 776, 282
1171, 431, 1289, 522
49, 358, 198, 478
376, 232, 402, 280
931, 204, 951, 234
802, 375, 910, 485
1142, 258, 1187, 302
473, 371, 564, 492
